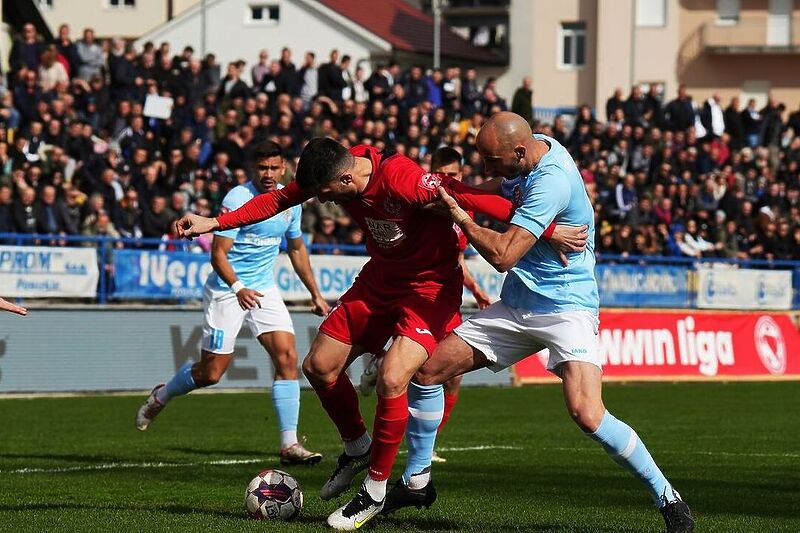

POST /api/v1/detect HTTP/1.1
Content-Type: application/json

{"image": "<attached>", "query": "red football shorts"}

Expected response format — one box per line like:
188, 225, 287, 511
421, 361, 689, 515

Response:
445, 311, 463, 335
319, 277, 461, 357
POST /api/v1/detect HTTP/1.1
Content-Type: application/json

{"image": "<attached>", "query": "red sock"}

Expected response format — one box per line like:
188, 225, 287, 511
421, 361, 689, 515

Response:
368, 393, 408, 481
311, 376, 366, 441
438, 391, 459, 431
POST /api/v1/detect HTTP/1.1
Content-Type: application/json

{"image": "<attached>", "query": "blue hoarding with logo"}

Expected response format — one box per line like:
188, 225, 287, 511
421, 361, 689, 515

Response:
113, 249, 214, 299
596, 264, 689, 308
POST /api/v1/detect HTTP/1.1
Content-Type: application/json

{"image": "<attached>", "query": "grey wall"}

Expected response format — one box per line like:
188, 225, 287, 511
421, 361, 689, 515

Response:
0, 309, 509, 393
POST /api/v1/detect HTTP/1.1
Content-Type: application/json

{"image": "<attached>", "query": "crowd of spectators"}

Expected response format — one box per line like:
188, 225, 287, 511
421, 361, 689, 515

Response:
0, 22, 798, 261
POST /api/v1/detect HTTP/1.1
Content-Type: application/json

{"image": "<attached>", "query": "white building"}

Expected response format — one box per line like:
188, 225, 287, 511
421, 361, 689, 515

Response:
134, 0, 503, 74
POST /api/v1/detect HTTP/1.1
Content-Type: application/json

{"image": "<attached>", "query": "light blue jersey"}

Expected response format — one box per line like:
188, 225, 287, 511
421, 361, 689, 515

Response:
499, 134, 599, 314
205, 182, 302, 293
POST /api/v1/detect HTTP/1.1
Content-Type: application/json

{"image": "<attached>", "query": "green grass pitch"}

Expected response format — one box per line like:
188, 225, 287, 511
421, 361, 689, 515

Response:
0, 382, 798, 532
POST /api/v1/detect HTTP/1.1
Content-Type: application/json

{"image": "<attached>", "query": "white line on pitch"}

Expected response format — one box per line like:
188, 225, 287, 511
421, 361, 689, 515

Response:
1, 458, 265, 475
399, 445, 523, 454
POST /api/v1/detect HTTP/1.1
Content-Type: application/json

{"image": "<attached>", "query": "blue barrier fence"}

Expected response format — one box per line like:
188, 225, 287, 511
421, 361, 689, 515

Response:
1, 233, 799, 309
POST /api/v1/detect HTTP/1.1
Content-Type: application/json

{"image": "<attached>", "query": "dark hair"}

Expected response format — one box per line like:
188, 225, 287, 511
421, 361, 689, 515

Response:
296, 138, 352, 190
430, 147, 462, 171
251, 140, 283, 162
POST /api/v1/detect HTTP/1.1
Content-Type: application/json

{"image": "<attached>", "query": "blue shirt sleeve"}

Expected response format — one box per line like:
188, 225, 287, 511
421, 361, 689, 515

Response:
214, 187, 251, 240
510, 170, 571, 239
285, 205, 302, 240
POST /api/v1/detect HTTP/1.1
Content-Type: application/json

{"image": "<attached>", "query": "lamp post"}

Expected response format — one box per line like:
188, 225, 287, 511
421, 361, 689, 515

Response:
200, 0, 207, 56
433, 0, 442, 69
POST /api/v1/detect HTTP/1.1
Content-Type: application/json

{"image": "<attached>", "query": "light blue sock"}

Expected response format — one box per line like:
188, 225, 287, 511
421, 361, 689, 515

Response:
403, 382, 444, 485
588, 410, 674, 506
161, 361, 198, 402
272, 380, 300, 448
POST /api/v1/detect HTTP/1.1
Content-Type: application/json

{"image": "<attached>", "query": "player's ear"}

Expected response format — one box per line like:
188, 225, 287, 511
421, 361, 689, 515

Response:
514, 145, 525, 161
340, 173, 353, 185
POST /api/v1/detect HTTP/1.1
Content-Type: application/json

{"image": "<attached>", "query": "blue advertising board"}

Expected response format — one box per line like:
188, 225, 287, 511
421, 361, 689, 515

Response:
596, 264, 689, 308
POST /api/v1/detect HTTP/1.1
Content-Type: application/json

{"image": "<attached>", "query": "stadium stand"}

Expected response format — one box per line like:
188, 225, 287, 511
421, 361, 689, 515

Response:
1, 23, 799, 260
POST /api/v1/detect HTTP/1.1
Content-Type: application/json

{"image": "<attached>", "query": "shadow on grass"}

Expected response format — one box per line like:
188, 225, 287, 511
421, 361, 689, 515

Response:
379, 515, 645, 532
0, 502, 246, 521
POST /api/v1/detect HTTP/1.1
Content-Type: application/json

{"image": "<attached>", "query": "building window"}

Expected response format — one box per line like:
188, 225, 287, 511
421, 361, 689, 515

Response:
248, 4, 280, 23
639, 81, 665, 101
108, 0, 136, 6
37, 0, 53, 9
716, 0, 740, 24
559, 22, 586, 68
636, 0, 665, 27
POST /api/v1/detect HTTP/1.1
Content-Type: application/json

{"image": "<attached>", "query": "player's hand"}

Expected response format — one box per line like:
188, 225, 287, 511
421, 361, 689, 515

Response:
0, 297, 27, 316
236, 288, 263, 310
174, 213, 219, 240
549, 224, 589, 267
421, 199, 449, 217
437, 187, 470, 226
472, 288, 491, 309
310, 295, 330, 317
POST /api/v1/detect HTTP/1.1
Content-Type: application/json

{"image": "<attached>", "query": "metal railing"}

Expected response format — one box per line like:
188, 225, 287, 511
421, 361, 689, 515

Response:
1, 233, 799, 308
0, 232, 366, 304
702, 16, 800, 52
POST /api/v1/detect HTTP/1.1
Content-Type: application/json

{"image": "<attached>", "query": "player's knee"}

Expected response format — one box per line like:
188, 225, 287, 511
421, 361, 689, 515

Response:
568, 404, 604, 433
413, 364, 443, 387
273, 349, 299, 380
376, 370, 408, 397
301, 354, 331, 384
444, 375, 462, 394
195, 367, 223, 387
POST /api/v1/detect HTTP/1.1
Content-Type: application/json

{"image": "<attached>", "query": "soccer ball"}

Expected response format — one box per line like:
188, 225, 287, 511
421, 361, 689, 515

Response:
244, 469, 303, 520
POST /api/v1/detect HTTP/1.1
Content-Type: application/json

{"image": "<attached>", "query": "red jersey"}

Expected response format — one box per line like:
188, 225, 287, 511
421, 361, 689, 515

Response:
216, 145, 514, 285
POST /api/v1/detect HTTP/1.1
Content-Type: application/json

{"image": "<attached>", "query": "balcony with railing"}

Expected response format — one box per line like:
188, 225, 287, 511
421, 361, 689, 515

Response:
702, 15, 800, 53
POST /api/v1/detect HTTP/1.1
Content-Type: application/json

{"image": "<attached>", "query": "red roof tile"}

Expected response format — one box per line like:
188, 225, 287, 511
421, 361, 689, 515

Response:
317, 0, 504, 64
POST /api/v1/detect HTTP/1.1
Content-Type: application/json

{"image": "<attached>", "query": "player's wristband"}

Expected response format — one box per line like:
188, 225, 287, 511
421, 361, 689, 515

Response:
231, 281, 245, 293
542, 223, 556, 240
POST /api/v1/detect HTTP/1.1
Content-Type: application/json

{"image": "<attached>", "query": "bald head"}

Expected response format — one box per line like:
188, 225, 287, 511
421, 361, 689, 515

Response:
476, 112, 532, 154
476, 111, 544, 178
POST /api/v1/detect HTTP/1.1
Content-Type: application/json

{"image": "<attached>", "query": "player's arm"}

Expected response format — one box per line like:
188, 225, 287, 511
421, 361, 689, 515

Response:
452, 214, 536, 273
210, 235, 262, 310
440, 176, 515, 223
286, 236, 329, 317
467, 177, 504, 194
459, 252, 491, 309
0, 297, 27, 316
439, 173, 571, 272
175, 182, 314, 238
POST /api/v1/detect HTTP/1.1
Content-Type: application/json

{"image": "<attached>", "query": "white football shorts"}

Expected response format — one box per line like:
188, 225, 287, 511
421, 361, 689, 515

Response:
202, 285, 294, 354
453, 301, 601, 377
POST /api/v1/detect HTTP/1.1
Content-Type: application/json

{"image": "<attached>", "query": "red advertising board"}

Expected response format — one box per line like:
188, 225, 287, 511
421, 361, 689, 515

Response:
512, 310, 800, 383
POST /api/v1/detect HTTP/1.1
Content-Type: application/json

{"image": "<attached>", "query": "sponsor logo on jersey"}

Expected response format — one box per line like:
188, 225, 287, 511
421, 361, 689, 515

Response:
512, 184, 523, 207
415, 327, 432, 336
239, 233, 283, 246
364, 217, 405, 246
754, 315, 786, 375
419, 173, 442, 191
